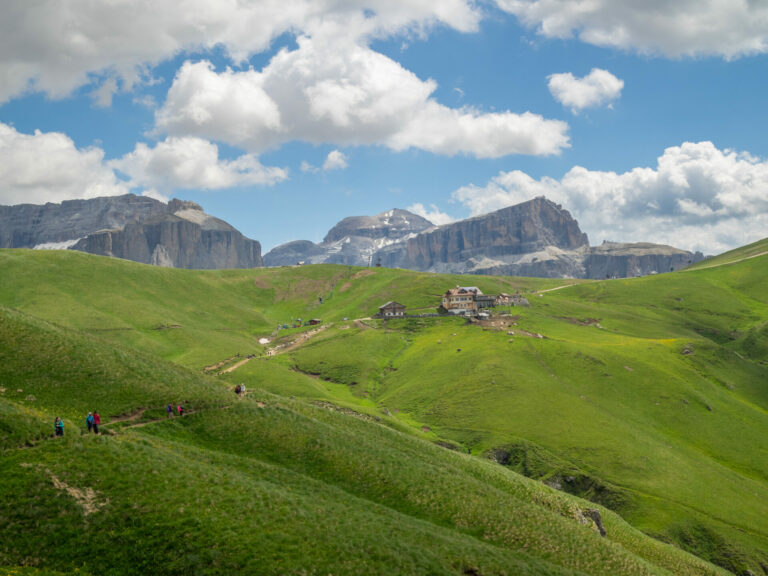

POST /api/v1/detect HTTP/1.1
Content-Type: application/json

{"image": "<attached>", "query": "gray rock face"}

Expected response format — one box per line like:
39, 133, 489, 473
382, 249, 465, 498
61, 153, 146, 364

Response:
264, 197, 704, 278
0, 195, 168, 249
0, 194, 262, 269
583, 242, 704, 278
386, 197, 589, 272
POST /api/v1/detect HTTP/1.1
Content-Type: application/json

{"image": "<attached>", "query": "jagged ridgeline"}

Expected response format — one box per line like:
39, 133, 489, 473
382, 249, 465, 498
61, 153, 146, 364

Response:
1, 194, 704, 277
1, 243, 767, 574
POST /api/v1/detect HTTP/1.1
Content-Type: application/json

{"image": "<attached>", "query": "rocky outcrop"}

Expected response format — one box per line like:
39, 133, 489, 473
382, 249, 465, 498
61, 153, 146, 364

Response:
0, 194, 262, 269
583, 242, 704, 278
262, 240, 329, 266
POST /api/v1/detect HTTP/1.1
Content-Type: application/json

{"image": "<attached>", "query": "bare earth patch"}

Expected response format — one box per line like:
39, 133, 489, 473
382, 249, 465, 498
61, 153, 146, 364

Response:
21, 464, 108, 519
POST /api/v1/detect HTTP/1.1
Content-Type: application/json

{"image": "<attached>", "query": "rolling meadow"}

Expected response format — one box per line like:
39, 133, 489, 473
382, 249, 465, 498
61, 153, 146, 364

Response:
1, 241, 767, 575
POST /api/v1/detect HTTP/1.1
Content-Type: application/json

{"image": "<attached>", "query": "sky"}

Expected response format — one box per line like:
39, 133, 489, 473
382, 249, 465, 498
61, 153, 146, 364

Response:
1, 1, 768, 255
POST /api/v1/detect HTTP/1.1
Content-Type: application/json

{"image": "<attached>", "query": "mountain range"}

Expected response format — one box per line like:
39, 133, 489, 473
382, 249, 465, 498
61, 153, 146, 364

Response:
1, 194, 704, 277
265, 197, 705, 278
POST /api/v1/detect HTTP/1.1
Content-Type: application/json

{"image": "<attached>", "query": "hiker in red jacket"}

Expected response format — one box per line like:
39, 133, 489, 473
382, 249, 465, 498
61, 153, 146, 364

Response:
92, 411, 101, 434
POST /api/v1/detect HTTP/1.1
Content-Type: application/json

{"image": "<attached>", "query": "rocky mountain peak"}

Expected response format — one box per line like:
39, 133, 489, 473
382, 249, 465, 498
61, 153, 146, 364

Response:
168, 198, 203, 213
323, 208, 433, 243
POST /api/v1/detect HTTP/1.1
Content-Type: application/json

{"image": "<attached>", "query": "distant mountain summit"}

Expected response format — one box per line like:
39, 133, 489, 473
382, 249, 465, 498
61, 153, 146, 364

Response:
264, 208, 433, 267
0, 194, 262, 269
265, 197, 704, 278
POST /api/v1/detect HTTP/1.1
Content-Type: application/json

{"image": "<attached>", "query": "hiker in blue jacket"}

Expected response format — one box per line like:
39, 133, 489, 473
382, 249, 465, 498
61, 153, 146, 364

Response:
54, 417, 64, 437
86, 412, 94, 433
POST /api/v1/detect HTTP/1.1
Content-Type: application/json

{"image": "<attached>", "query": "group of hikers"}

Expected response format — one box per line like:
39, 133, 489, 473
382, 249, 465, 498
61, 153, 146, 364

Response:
166, 403, 186, 417
54, 403, 189, 437
53, 410, 101, 437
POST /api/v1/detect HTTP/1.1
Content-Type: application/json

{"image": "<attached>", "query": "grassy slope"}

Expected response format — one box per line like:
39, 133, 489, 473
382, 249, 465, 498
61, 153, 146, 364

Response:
0, 305, 723, 576
1, 248, 766, 572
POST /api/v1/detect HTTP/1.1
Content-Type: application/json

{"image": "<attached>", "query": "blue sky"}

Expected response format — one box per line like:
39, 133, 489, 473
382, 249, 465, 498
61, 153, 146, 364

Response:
1, 1, 767, 254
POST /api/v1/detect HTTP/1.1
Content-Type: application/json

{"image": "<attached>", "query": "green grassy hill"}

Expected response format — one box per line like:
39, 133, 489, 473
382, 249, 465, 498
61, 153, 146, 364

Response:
1, 248, 766, 574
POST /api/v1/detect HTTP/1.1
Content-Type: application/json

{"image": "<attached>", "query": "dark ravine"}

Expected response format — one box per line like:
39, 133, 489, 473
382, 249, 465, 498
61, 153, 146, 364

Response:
0, 194, 262, 269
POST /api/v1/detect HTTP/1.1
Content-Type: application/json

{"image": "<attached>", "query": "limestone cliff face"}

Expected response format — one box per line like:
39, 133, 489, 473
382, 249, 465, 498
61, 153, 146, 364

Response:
389, 197, 589, 270
73, 216, 262, 269
0, 195, 167, 249
583, 242, 703, 278
0, 194, 262, 269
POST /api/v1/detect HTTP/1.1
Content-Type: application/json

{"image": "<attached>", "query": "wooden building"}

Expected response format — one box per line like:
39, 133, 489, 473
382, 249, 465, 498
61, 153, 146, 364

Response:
378, 301, 406, 317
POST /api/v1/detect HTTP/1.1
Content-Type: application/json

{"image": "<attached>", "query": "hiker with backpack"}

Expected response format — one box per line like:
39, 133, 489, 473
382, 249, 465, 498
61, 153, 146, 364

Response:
54, 417, 64, 437
166, 404, 174, 418
177, 404, 185, 416
86, 412, 94, 433
92, 411, 101, 434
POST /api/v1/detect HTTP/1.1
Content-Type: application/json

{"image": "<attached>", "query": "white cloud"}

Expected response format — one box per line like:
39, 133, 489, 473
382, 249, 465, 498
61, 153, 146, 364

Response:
547, 68, 623, 113
110, 137, 288, 191
323, 150, 348, 171
0, 0, 483, 104
407, 202, 455, 226
0, 123, 129, 205
300, 161, 319, 173
156, 37, 569, 158
452, 141, 768, 253
498, 0, 768, 59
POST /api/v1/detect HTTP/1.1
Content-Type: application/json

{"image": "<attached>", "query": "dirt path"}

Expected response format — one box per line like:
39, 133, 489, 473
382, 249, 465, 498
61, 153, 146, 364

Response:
220, 357, 252, 374
266, 324, 329, 357
534, 284, 579, 294
104, 408, 148, 426
203, 355, 240, 372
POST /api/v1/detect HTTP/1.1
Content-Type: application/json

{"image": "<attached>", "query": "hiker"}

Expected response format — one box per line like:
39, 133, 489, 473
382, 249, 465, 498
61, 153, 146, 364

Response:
54, 417, 64, 437
177, 404, 185, 416
235, 384, 242, 396
92, 411, 101, 434
86, 412, 94, 433
166, 404, 174, 418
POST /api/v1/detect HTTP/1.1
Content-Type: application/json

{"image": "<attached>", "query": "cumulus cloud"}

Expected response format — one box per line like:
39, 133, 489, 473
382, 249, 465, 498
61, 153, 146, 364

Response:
452, 141, 768, 253
156, 37, 569, 158
0, 0, 482, 104
323, 150, 348, 171
0, 123, 129, 205
548, 68, 623, 113
110, 137, 287, 191
498, 0, 768, 58
407, 202, 455, 226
